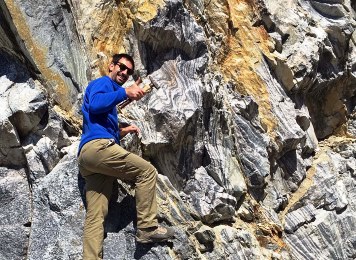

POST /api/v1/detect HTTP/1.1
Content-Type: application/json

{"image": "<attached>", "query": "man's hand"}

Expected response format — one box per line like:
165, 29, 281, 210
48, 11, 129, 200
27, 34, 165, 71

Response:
125, 77, 144, 100
119, 124, 140, 138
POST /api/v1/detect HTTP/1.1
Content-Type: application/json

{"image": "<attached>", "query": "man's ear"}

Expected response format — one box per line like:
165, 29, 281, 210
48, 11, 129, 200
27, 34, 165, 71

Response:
108, 62, 115, 72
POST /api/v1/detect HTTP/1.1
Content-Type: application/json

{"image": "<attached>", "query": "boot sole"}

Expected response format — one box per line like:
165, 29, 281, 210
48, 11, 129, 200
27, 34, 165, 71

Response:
136, 236, 173, 244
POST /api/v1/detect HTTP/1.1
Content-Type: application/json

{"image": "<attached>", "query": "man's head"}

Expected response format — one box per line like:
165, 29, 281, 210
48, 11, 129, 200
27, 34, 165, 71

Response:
108, 53, 135, 85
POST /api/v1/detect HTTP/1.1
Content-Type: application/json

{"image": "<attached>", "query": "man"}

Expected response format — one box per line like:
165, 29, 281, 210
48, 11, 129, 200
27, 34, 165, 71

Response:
78, 53, 174, 259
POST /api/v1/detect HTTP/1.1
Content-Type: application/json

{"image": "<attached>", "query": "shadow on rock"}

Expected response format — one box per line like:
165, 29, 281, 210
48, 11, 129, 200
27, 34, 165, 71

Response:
105, 181, 137, 233
77, 172, 87, 208
77, 172, 137, 233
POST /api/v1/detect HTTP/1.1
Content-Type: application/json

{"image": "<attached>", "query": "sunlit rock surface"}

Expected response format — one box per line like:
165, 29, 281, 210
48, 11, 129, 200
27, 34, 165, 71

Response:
0, 0, 356, 259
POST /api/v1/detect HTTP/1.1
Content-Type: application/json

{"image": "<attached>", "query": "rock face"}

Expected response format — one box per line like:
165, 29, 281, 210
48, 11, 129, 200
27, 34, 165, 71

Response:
283, 141, 356, 259
0, 0, 356, 259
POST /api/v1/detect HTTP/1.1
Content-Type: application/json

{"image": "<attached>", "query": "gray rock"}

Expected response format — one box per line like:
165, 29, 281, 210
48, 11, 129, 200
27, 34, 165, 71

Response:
285, 211, 356, 260
27, 142, 85, 260
277, 148, 308, 192
257, 59, 308, 156
156, 174, 196, 224
262, 0, 356, 140
269, 32, 283, 53
220, 226, 238, 243
310, 1, 348, 19
1, 0, 88, 110
292, 150, 352, 211
237, 202, 254, 222
0, 167, 31, 226
263, 176, 290, 212
284, 204, 316, 233
0, 118, 25, 167
0, 167, 31, 260
0, 50, 47, 168
0, 225, 29, 260
228, 88, 270, 190
7, 81, 47, 138
194, 226, 216, 252
284, 144, 356, 259
24, 136, 60, 184
303, 119, 319, 155
0, 118, 20, 148
203, 143, 247, 199
345, 235, 356, 259
135, 0, 207, 60
41, 109, 73, 150
103, 232, 172, 260
184, 167, 237, 224
127, 56, 206, 189
103, 232, 134, 260
169, 227, 199, 260
203, 226, 264, 260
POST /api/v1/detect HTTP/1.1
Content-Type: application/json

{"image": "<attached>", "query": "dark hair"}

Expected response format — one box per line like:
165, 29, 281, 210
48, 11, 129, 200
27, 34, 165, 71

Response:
111, 53, 135, 71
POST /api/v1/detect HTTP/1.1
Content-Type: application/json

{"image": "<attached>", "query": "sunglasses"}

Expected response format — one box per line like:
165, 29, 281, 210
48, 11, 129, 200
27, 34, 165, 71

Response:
115, 62, 134, 75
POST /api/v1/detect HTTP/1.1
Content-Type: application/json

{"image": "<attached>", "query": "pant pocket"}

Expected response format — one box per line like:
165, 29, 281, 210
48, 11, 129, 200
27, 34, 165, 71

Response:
79, 139, 112, 169
97, 139, 116, 152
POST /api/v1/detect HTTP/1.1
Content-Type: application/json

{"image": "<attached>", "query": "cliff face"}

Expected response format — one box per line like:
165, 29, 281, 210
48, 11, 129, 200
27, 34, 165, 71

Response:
0, 0, 355, 259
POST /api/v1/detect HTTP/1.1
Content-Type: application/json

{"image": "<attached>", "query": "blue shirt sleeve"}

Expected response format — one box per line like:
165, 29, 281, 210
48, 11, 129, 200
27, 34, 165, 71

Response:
88, 78, 128, 114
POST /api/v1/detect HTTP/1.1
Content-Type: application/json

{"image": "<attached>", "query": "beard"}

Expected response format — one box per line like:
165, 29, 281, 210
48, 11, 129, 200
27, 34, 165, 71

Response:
115, 71, 128, 85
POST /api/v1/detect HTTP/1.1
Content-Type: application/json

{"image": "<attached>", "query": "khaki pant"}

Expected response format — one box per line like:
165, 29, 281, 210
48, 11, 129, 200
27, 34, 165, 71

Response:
78, 139, 158, 260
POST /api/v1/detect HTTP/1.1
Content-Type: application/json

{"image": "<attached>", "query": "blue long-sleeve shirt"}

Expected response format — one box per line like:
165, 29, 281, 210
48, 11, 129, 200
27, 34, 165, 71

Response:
78, 76, 128, 153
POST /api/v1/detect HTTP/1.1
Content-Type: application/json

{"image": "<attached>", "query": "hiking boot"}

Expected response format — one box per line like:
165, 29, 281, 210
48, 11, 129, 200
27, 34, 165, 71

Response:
136, 225, 175, 244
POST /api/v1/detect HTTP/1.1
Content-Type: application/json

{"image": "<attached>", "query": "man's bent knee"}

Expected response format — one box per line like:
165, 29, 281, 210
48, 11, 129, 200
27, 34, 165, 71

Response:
142, 164, 157, 182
